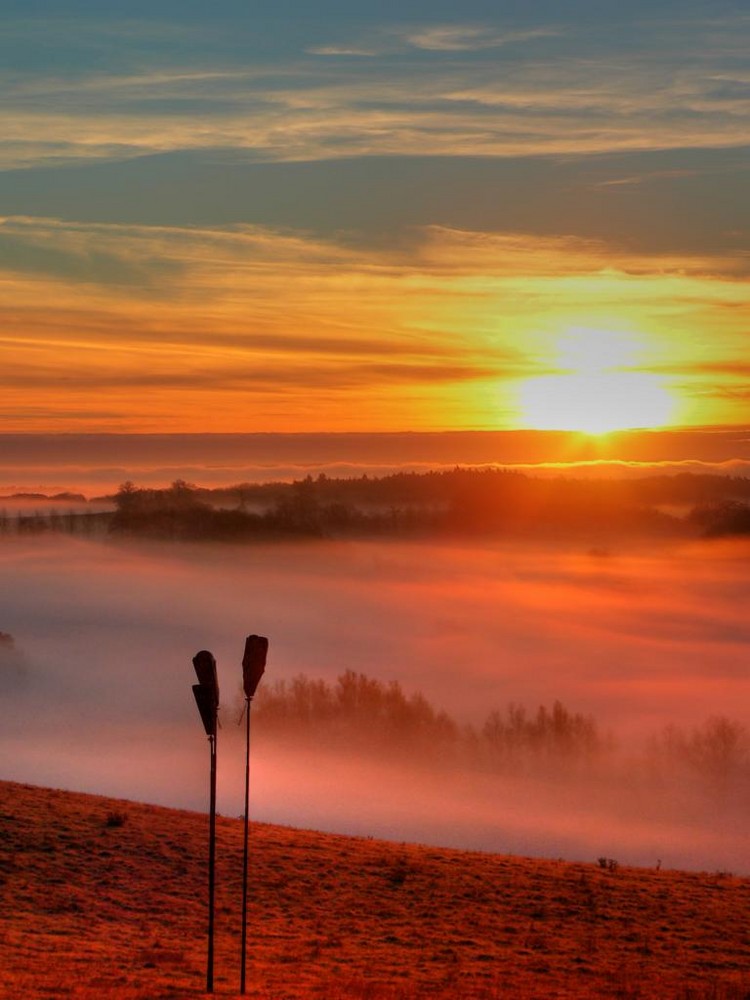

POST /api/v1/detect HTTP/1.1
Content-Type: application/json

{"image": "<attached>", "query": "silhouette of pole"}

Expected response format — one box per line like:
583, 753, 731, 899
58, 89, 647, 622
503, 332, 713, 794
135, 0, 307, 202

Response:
240, 635, 268, 996
207, 727, 217, 994
192, 650, 220, 995
240, 697, 251, 995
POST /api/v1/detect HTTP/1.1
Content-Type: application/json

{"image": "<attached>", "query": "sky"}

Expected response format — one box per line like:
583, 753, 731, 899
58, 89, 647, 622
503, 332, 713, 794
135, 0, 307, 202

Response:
1, 0, 749, 436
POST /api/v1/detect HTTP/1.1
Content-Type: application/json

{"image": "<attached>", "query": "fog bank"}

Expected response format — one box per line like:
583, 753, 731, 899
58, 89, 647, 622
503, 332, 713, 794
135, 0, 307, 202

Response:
2, 532, 749, 872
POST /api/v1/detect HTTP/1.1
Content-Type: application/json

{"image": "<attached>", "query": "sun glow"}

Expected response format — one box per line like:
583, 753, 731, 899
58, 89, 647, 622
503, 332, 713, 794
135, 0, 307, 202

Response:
518, 371, 675, 434
517, 328, 677, 434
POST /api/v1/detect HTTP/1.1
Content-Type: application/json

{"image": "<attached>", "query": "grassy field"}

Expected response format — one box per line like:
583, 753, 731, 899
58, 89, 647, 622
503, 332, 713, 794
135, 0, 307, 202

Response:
1, 780, 749, 999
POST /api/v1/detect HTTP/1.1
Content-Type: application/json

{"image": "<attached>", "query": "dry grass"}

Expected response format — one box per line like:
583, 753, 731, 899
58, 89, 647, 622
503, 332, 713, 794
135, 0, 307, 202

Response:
1, 780, 749, 999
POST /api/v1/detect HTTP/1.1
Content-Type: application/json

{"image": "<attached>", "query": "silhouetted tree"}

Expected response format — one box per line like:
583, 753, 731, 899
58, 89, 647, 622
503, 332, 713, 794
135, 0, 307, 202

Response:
689, 500, 750, 537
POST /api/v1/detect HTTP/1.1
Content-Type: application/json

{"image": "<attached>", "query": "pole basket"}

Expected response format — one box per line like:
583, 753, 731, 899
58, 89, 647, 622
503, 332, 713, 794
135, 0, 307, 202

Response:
242, 635, 268, 699
193, 650, 219, 735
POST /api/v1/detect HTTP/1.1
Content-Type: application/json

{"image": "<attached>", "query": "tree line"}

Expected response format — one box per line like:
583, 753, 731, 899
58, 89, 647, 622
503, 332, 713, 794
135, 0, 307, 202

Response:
244, 670, 749, 788
103, 472, 750, 540
2, 470, 750, 541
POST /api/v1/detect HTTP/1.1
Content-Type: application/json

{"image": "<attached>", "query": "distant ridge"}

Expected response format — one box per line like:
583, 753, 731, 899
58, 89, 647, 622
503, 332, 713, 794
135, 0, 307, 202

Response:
3, 428, 750, 496
2, 780, 749, 999
2, 427, 750, 466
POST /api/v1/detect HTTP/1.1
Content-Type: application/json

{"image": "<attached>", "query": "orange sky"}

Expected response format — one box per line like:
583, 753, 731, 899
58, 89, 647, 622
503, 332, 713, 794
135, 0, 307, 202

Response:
1, 220, 748, 434
1, 5, 748, 435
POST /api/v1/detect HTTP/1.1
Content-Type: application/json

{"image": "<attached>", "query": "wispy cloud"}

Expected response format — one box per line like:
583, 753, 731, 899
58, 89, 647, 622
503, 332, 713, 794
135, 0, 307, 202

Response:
592, 169, 700, 188
308, 22, 561, 57
401, 24, 562, 52
1, 15, 748, 168
307, 45, 380, 57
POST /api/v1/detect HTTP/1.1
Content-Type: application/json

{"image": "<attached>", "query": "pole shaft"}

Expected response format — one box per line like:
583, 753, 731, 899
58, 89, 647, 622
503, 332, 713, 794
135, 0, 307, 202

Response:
240, 698, 251, 993
207, 731, 217, 994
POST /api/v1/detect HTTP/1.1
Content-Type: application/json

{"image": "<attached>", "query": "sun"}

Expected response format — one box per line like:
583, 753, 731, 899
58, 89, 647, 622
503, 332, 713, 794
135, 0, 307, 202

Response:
518, 371, 675, 434
516, 327, 677, 435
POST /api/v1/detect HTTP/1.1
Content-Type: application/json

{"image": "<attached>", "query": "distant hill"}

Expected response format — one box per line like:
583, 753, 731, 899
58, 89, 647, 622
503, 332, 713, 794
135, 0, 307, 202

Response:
2, 781, 749, 999
6, 471, 750, 542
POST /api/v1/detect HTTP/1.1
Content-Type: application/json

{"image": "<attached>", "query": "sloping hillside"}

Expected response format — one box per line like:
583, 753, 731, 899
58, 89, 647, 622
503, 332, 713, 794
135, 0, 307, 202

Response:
1, 780, 749, 999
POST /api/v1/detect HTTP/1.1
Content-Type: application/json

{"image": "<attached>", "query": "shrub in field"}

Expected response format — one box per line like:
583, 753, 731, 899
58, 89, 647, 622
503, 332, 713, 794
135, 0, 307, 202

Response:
104, 810, 127, 828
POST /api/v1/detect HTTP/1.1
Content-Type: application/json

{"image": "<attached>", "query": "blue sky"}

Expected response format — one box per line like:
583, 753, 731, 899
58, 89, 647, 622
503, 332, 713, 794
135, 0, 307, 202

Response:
4, 0, 747, 245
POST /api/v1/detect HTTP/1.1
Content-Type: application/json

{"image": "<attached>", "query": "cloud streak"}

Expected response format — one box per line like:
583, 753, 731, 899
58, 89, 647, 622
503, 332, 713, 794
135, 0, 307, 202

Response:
1, 14, 749, 168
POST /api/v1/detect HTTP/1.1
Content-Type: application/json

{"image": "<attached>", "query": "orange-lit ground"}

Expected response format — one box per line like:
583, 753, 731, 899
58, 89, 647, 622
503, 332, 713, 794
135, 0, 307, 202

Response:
2, 780, 750, 1000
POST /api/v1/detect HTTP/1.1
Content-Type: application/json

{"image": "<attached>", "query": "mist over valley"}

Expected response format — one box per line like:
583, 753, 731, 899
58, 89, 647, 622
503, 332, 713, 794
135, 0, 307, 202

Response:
3, 519, 749, 874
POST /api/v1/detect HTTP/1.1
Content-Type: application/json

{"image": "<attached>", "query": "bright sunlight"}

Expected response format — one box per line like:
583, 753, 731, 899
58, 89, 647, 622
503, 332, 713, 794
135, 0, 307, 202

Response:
517, 327, 677, 434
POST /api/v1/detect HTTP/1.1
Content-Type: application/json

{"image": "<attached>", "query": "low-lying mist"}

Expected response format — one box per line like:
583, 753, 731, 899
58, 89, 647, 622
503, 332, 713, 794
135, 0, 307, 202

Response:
2, 532, 749, 873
